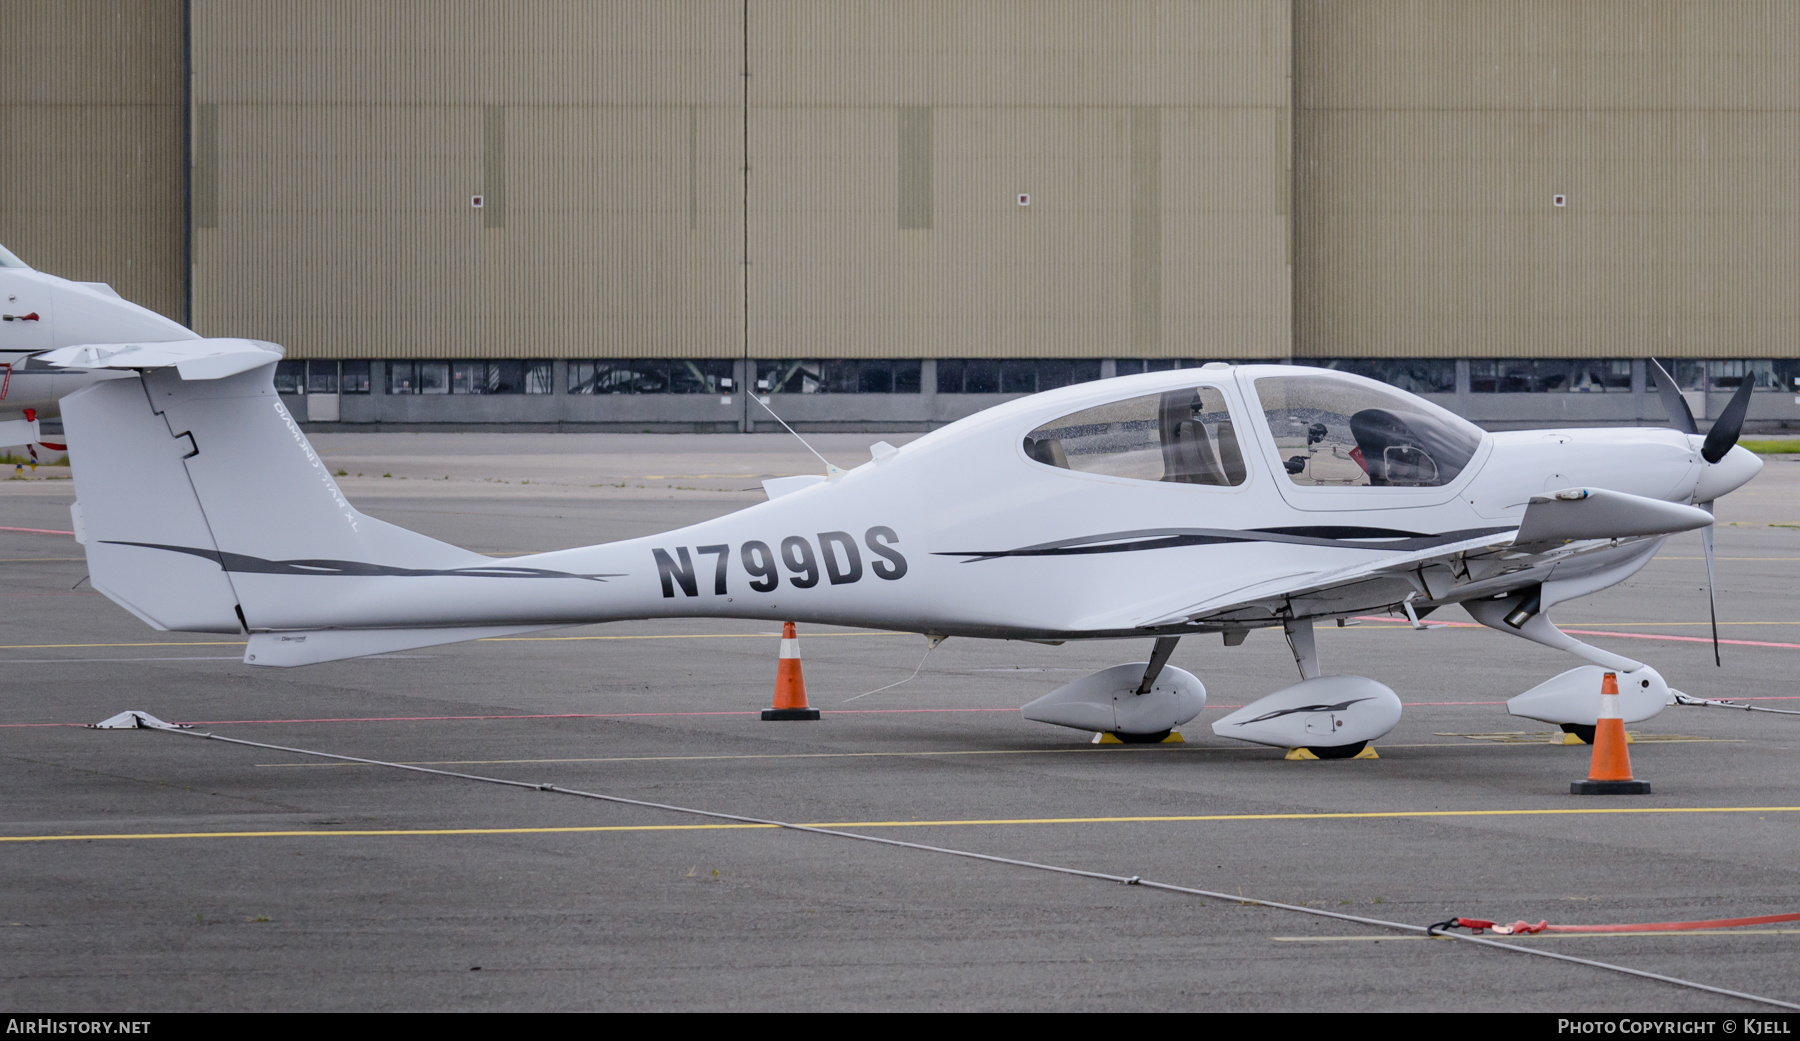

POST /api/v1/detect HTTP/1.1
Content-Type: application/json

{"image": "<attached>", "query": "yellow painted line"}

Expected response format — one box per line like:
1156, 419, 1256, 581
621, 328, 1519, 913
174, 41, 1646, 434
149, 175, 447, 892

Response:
1274, 930, 1800, 942
6, 806, 1799, 843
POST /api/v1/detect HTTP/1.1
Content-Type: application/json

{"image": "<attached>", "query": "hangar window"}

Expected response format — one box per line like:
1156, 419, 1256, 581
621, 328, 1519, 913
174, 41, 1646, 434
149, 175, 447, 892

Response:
1471, 359, 1631, 393
1022, 386, 1247, 487
570, 359, 733, 394
1113, 359, 1244, 376
274, 361, 305, 395
1650, 359, 1785, 392
761, 359, 922, 394
390, 360, 553, 394
1254, 374, 1482, 488
1296, 358, 1456, 395
340, 360, 371, 394
938, 359, 1100, 394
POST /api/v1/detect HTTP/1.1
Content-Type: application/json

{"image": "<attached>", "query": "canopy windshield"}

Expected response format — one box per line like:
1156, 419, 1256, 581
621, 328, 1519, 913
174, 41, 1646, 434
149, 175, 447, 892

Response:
1254, 374, 1482, 488
1024, 385, 1248, 487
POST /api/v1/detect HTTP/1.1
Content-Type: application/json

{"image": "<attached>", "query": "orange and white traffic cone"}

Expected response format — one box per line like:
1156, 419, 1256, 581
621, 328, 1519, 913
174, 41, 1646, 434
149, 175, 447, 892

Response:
1571, 671, 1650, 794
762, 622, 820, 721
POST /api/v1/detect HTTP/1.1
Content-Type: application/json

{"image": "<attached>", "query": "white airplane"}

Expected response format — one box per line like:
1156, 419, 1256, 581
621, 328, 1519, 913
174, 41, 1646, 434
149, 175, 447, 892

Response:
0, 243, 196, 459
43, 338, 1762, 758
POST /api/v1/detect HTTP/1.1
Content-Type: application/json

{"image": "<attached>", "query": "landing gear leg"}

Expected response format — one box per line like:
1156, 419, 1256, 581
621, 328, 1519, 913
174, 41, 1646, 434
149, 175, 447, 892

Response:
1283, 618, 1320, 680
1135, 636, 1181, 695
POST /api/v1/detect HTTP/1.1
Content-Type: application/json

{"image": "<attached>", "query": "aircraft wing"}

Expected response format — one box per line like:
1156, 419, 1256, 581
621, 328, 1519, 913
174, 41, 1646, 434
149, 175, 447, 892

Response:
1105, 488, 1712, 631
1114, 528, 1522, 630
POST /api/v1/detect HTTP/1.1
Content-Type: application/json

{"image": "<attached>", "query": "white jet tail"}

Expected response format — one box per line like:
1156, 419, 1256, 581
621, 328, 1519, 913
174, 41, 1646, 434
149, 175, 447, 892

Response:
57, 345, 568, 664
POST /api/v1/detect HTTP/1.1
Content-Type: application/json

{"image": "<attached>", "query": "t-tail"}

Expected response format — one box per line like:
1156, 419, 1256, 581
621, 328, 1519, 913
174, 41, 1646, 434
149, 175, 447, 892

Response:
53, 344, 664, 666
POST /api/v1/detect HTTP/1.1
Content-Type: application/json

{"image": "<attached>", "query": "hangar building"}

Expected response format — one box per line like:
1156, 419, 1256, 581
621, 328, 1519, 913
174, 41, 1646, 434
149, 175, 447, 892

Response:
3, 1, 1797, 431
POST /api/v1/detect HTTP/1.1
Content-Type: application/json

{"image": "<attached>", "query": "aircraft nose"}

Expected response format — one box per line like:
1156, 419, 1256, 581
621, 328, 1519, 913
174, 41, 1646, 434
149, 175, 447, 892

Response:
1693, 443, 1763, 503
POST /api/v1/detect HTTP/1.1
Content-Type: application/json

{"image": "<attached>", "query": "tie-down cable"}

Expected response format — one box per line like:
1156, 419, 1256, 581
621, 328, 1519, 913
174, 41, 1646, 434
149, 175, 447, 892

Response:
90, 711, 1799, 1012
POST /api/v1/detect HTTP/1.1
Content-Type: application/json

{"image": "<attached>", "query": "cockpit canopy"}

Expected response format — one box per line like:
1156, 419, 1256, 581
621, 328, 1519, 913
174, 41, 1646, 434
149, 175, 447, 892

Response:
1024, 385, 1247, 487
1253, 374, 1482, 487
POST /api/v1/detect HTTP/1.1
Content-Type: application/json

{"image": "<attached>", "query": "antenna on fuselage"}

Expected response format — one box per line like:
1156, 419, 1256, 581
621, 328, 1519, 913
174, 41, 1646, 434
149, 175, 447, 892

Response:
752, 392, 844, 478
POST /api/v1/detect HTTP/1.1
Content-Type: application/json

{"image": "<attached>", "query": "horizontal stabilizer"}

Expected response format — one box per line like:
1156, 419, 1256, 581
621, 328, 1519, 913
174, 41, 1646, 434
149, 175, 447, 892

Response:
244, 625, 568, 667
1516, 488, 1711, 545
42, 337, 282, 381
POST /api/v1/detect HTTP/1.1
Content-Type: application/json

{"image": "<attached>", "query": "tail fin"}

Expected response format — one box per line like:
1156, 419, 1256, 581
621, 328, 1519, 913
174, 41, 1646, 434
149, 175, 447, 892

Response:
63, 375, 244, 632
60, 347, 535, 656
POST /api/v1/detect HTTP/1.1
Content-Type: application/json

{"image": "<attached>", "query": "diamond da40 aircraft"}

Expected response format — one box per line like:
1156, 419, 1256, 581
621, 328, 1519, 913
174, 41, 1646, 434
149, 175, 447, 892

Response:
44, 335, 1762, 758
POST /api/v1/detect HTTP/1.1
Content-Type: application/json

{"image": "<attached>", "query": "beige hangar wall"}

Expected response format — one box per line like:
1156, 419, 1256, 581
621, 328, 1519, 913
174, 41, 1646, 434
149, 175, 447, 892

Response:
12, 2, 1798, 366
188, 0, 745, 359
1293, 0, 1800, 360
186, 0, 1293, 361
747, 0, 1294, 360
0, 0, 189, 323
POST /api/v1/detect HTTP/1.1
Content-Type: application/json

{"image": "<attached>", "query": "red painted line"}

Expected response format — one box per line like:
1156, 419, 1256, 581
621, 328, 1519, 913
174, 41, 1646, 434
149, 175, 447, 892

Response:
1471, 911, 1800, 936
0, 527, 75, 536
1546, 911, 1800, 934
1353, 616, 1800, 650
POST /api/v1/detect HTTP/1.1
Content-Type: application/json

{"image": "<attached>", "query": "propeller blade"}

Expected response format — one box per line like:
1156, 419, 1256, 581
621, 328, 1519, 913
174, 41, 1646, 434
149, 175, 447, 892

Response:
1649, 358, 1697, 435
1702, 373, 1756, 464
1701, 504, 1721, 667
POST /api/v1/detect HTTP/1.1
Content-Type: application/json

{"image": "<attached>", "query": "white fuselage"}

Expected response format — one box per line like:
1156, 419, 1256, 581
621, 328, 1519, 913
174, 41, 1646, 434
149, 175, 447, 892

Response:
175, 366, 1751, 640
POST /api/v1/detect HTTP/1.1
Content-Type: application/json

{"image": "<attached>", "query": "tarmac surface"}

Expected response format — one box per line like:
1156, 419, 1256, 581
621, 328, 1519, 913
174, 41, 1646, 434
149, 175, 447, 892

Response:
3, 432, 1799, 1012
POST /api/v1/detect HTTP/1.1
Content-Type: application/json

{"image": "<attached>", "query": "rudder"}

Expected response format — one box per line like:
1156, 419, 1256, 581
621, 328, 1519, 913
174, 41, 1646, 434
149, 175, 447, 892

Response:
62, 377, 243, 632
64, 361, 493, 634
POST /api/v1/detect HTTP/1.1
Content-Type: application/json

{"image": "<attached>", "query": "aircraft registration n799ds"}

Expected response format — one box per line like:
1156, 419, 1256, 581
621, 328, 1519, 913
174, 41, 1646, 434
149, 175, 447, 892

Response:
45, 340, 1762, 758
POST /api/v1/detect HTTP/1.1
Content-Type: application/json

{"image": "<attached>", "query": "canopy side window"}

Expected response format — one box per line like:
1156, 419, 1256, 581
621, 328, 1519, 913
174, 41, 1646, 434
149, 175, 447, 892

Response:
1023, 386, 1247, 487
1253, 374, 1482, 488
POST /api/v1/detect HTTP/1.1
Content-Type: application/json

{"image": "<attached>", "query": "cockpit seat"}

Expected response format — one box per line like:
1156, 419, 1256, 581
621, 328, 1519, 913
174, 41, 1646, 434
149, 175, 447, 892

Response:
1163, 420, 1228, 486
1024, 435, 1069, 469
1350, 408, 1440, 486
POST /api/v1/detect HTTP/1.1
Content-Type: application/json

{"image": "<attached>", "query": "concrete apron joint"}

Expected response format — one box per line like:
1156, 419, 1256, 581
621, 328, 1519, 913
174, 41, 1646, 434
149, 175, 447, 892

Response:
89, 709, 1800, 1012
